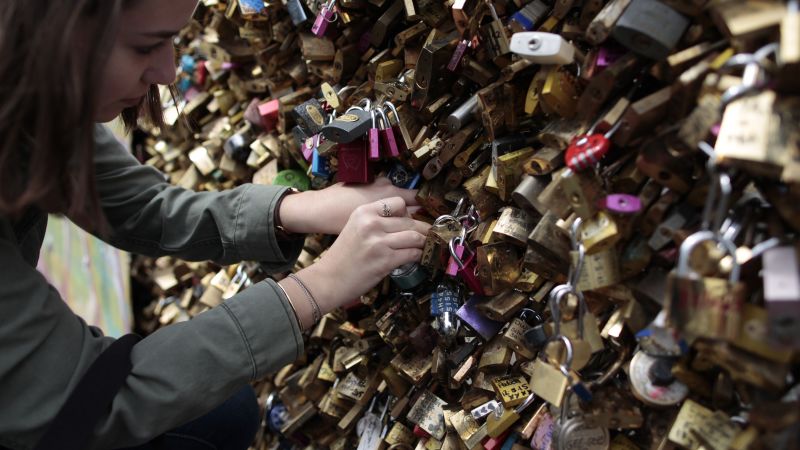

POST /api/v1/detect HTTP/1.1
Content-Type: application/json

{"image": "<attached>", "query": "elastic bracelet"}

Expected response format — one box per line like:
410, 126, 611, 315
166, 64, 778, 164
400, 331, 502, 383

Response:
275, 281, 306, 331
287, 273, 322, 325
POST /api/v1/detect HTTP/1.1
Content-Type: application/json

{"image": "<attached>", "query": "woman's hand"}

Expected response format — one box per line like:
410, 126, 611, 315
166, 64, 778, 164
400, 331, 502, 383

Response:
278, 177, 420, 235
279, 196, 430, 328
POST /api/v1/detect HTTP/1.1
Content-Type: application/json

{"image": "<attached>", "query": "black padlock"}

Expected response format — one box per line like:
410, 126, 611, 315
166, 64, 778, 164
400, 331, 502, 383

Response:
320, 108, 372, 143
292, 98, 327, 136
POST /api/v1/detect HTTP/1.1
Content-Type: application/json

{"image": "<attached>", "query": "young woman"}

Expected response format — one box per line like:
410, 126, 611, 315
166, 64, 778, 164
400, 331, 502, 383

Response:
0, 1, 430, 449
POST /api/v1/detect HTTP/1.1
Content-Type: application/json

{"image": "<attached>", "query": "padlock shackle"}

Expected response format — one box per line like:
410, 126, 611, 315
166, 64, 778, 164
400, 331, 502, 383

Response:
700, 171, 732, 235
569, 217, 583, 251
514, 393, 537, 413
383, 101, 400, 125
676, 230, 741, 282
548, 284, 586, 339
337, 85, 356, 97
550, 334, 574, 371
448, 234, 468, 270
376, 108, 390, 129
602, 119, 624, 139
719, 42, 778, 109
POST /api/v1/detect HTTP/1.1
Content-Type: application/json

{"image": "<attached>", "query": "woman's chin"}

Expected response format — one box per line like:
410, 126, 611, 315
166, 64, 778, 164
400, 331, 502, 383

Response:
94, 108, 123, 124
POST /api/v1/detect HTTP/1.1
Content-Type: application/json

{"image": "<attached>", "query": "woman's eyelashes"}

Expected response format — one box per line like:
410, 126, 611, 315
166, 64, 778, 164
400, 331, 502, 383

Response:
133, 40, 167, 55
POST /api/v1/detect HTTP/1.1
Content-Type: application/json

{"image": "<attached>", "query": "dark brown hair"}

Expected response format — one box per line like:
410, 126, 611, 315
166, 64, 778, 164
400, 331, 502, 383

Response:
0, 0, 166, 232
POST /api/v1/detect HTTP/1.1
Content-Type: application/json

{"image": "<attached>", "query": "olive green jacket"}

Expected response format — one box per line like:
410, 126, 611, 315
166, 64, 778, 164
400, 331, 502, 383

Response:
0, 125, 306, 450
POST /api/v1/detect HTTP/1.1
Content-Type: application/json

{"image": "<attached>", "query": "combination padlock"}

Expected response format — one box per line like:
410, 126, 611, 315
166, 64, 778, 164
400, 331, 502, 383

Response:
564, 119, 623, 172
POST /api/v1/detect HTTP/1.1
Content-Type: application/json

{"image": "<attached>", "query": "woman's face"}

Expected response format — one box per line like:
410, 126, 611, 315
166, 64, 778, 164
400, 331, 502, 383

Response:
94, 0, 197, 122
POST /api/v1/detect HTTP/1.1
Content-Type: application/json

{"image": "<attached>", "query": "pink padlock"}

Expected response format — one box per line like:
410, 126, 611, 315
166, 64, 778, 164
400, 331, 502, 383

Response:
311, 0, 336, 37
383, 102, 407, 153
600, 194, 642, 214
301, 135, 318, 161
447, 39, 469, 72
377, 108, 400, 158
446, 236, 485, 295
368, 110, 381, 161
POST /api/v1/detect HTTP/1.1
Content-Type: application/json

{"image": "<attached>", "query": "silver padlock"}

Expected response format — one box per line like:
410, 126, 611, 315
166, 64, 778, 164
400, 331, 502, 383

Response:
509, 32, 579, 65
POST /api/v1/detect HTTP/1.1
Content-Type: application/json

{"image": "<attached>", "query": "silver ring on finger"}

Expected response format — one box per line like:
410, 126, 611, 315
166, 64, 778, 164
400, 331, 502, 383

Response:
380, 202, 392, 217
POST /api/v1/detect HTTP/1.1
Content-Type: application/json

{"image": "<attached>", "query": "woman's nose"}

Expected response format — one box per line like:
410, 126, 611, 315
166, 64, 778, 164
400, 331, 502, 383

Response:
142, 43, 177, 86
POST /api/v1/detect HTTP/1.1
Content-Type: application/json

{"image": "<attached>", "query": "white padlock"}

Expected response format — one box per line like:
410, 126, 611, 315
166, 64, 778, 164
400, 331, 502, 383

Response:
509, 32, 576, 65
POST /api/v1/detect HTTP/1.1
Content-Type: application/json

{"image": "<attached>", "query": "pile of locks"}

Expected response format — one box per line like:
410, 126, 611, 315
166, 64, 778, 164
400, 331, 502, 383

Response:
131, 0, 800, 448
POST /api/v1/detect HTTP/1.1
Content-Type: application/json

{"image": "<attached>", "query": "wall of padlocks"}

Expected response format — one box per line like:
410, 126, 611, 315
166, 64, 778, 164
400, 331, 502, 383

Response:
131, 0, 800, 448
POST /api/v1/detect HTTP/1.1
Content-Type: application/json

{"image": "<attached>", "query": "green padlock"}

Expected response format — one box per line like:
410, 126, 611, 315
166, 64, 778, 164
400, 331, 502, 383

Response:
274, 169, 311, 191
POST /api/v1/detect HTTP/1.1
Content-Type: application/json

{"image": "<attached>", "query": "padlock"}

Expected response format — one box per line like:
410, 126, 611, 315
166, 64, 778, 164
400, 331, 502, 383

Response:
311, 0, 337, 37
546, 286, 594, 370
512, 174, 550, 212
446, 94, 479, 132
389, 262, 428, 291
611, 0, 689, 60
292, 98, 328, 136
368, 109, 381, 161
509, 0, 550, 32
430, 280, 462, 343
551, 396, 610, 450
509, 32, 580, 65
665, 230, 746, 342
475, 242, 522, 296
383, 101, 411, 153
286, 0, 310, 24
322, 107, 373, 143
529, 335, 590, 408
485, 394, 537, 438
337, 138, 373, 183
456, 294, 505, 341
311, 148, 333, 179
564, 120, 623, 172
762, 245, 800, 348
540, 66, 581, 119
375, 107, 400, 158
356, 396, 390, 450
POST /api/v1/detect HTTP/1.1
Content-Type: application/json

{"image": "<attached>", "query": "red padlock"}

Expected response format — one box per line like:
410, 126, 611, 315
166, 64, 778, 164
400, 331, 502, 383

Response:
565, 119, 622, 171
257, 99, 280, 132
337, 139, 373, 184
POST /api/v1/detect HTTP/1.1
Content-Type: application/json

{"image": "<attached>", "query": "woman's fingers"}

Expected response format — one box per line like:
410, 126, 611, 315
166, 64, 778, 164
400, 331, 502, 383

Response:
388, 248, 424, 268
386, 230, 427, 250
379, 217, 432, 235
373, 196, 408, 218
394, 187, 420, 207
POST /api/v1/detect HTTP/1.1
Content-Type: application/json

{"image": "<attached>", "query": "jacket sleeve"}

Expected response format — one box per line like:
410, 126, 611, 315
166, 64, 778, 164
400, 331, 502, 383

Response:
0, 226, 305, 449
91, 124, 303, 272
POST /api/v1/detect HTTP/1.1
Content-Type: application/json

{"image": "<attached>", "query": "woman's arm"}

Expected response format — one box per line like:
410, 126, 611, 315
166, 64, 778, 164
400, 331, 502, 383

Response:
0, 228, 303, 450
89, 124, 302, 270
88, 124, 420, 267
